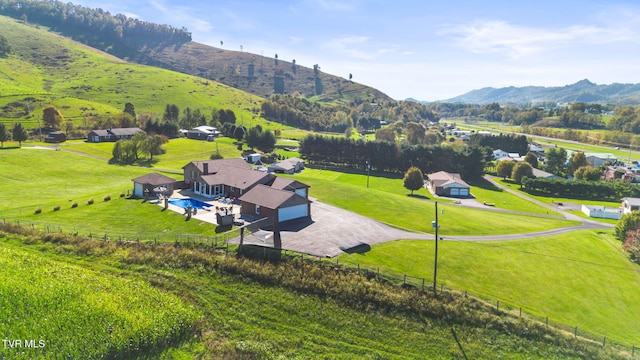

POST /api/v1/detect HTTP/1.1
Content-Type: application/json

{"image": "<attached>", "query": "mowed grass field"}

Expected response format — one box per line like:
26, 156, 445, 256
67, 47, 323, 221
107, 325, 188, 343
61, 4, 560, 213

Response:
338, 231, 640, 346
284, 168, 579, 235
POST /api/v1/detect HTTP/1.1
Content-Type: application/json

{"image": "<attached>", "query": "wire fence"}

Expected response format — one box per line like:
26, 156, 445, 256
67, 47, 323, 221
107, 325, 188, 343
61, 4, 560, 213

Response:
0, 218, 637, 357
247, 246, 639, 357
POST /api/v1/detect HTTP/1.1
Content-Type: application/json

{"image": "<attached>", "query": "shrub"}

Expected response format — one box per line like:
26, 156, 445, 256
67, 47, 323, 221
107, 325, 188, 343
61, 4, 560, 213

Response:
53, 205, 61, 211
34, 207, 42, 214
120, 193, 125, 198
71, 202, 78, 208
104, 195, 111, 202
87, 198, 94, 205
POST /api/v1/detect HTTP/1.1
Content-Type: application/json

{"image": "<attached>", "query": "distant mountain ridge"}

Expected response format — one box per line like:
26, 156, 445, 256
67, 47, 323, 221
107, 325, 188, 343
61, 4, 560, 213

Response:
419, 79, 640, 105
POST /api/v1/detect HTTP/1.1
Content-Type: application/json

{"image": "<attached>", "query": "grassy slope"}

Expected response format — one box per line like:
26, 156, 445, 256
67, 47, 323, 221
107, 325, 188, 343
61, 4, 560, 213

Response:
0, 233, 613, 360
0, 240, 198, 359
339, 231, 640, 346
0, 16, 306, 138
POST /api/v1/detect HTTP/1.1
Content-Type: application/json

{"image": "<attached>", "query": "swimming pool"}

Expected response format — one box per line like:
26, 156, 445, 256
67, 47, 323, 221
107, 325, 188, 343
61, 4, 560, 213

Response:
168, 198, 213, 210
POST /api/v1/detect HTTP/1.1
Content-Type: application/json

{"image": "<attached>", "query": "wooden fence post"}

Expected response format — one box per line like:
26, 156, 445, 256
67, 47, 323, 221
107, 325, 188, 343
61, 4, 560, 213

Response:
574, 326, 577, 338
496, 300, 499, 312
403, 274, 406, 285
546, 317, 548, 328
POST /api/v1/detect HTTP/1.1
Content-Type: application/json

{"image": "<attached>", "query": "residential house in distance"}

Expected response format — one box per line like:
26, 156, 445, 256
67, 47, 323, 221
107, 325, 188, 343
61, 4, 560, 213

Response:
427, 171, 471, 197
268, 158, 305, 174
492, 149, 509, 160
584, 152, 616, 167
184, 126, 220, 140
87, 127, 144, 142
44, 131, 66, 143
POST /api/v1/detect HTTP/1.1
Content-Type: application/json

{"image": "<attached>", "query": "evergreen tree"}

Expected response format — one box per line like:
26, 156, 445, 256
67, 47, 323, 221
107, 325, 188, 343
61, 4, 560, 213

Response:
0, 123, 9, 147
12, 122, 27, 146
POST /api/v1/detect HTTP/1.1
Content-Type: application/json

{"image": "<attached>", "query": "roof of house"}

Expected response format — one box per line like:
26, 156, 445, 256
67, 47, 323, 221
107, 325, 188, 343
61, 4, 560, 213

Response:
200, 167, 274, 190
239, 184, 309, 209
132, 173, 176, 185
428, 171, 470, 188
622, 197, 640, 206
189, 126, 218, 134
584, 152, 616, 160
89, 128, 143, 136
185, 158, 251, 173
269, 177, 309, 191
269, 157, 304, 171
531, 168, 557, 178
109, 127, 143, 136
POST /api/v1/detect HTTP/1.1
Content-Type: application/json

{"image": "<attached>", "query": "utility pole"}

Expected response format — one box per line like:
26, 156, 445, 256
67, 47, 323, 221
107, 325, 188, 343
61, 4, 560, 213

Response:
366, 160, 370, 188
432, 201, 440, 293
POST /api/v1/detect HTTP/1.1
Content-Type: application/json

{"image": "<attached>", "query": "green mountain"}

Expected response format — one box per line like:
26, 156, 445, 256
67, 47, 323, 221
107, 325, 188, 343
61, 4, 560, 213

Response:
0, 0, 392, 105
0, 15, 267, 129
440, 79, 640, 105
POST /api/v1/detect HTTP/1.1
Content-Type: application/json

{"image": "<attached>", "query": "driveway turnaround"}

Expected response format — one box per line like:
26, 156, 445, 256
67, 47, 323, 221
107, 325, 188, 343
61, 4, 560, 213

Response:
230, 200, 432, 257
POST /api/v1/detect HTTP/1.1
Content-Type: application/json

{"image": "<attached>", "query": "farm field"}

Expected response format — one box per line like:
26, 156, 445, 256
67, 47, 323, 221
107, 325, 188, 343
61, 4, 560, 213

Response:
338, 230, 640, 346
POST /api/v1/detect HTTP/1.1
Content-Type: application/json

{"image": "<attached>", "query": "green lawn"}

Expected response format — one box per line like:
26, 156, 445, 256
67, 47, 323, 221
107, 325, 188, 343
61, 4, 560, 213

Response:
288, 168, 578, 235
338, 231, 640, 346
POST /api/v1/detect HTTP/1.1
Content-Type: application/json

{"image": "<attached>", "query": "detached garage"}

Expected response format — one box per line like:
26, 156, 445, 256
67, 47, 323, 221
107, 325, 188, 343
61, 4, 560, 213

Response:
239, 184, 311, 224
427, 171, 471, 198
132, 173, 177, 199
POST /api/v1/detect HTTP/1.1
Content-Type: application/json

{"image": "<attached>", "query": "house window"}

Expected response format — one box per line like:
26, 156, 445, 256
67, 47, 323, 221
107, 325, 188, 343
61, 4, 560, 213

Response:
255, 205, 260, 214
191, 170, 196, 180
230, 186, 235, 192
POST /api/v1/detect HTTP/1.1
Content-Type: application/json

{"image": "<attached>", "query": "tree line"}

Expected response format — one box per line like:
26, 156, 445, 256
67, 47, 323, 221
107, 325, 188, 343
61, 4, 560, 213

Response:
299, 135, 488, 180
0, 0, 191, 56
522, 177, 640, 200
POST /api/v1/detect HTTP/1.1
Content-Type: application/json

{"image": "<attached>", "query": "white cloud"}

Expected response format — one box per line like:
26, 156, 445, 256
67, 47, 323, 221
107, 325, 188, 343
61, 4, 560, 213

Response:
147, 0, 213, 32
313, 0, 357, 12
440, 17, 640, 59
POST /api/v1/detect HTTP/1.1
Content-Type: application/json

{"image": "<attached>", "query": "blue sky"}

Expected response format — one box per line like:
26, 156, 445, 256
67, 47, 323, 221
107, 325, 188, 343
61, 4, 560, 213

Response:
73, 0, 640, 101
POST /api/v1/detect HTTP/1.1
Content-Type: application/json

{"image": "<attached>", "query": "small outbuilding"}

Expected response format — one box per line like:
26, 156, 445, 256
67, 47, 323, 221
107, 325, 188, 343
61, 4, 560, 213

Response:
44, 131, 66, 143
132, 173, 177, 199
427, 171, 471, 197
268, 158, 305, 174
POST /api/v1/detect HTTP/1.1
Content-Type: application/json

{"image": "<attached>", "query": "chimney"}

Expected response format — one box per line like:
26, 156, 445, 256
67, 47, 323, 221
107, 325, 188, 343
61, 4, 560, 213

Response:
203, 162, 209, 175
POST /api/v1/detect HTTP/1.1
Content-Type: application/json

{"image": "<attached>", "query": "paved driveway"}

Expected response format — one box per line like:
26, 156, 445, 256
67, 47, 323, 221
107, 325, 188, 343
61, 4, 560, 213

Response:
230, 200, 432, 257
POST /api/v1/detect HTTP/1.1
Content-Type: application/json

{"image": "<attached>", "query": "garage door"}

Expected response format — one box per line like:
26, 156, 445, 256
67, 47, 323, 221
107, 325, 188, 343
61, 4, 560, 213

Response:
459, 188, 469, 196
134, 183, 144, 198
278, 204, 308, 222
450, 188, 459, 196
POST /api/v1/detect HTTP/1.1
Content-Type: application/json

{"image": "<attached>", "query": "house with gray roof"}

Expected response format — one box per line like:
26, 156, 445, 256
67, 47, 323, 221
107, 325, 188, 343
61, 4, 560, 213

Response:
87, 127, 144, 142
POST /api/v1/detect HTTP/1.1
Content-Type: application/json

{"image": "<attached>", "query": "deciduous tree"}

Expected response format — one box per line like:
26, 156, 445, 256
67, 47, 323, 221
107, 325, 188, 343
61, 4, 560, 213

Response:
496, 160, 516, 180
615, 211, 640, 241
569, 151, 588, 175
524, 152, 538, 168
511, 161, 533, 184
545, 147, 568, 177
573, 166, 602, 181
403, 166, 424, 195
42, 106, 64, 130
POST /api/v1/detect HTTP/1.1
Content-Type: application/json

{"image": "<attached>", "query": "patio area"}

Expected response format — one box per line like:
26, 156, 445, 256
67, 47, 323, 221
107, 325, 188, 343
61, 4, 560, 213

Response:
152, 189, 244, 226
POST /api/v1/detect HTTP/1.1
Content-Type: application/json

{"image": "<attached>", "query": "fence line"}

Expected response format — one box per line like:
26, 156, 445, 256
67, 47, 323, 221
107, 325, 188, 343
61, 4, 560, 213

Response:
249, 246, 637, 356
1, 218, 636, 356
